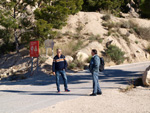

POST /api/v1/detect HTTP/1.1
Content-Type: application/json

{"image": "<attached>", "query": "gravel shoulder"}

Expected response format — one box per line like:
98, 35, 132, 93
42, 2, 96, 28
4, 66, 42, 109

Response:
32, 87, 150, 113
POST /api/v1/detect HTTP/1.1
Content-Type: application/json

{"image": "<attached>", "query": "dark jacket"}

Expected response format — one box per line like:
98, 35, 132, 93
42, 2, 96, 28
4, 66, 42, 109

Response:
89, 54, 100, 73
52, 55, 68, 72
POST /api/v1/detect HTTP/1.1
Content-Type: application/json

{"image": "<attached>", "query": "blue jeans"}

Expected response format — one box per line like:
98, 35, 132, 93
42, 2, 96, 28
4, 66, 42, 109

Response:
92, 72, 102, 94
55, 70, 68, 91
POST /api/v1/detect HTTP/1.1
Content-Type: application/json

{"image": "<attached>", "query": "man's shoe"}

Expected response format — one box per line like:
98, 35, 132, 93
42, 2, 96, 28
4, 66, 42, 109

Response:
65, 89, 70, 92
90, 93, 97, 96
57, 91, 61, 93
97, 92, 102, 95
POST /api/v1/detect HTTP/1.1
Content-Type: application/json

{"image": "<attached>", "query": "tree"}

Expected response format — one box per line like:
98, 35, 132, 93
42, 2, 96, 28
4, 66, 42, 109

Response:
140, 0, 150, 18
0, 0, 36, 53
82, 0, 124, 15
33, 0, 83, 43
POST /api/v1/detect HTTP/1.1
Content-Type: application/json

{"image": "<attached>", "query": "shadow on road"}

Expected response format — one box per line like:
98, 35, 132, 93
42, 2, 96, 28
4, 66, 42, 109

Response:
0, 69, 143, 86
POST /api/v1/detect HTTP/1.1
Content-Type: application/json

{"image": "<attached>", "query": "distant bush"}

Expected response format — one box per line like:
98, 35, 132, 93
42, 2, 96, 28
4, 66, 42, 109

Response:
68, 59, 84, 70
140, 0, 150, 18
105, 45, 125, 64
88, 34, 101, 41
102, 21, 116, 30
0, 43, 16, 55
68, 62, 77, 70
146, 46, 150, 53
82, 0, 124, 16
86, 56, 92, 63
102, 14, 111, 21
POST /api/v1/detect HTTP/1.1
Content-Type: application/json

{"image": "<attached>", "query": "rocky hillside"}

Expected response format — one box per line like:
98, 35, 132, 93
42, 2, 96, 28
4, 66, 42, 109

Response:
1, 11, 150, 80
56, 12, 150, 64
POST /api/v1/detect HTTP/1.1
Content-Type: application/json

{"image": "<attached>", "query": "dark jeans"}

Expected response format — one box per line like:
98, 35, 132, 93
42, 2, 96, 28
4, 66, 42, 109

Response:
55, 70, 68, 91
92, 72, 102, 94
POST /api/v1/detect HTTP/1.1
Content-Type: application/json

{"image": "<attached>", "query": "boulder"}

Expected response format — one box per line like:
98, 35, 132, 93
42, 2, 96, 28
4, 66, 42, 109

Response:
45, 57, 53, 65
119, 28, 128, 35
142, 65, 150, 86
65, 55, 74, 63
76, 52, 89, 62
79, 41, 104, 56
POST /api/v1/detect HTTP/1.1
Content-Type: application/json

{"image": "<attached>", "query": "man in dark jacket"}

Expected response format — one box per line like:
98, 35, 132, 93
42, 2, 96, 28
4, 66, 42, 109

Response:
52, 49, 70, 93
89, 49, 102, 96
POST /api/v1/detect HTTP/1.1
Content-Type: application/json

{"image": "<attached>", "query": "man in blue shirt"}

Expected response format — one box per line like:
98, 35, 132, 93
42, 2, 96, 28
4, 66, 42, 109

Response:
89, 49, 102, 96
52, 49, 70, 93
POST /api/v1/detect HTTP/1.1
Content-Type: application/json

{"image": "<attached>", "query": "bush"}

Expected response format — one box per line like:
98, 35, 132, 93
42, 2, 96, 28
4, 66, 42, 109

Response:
68, 59, 84, 70
0, 42, 16, 55
102, 21, 116, 30
105, 45, 125, 64
82, 0, 124, 16
68, 62, 77, 70
86, 56, 92, 63
102, 14, 111, 21
88, 34, 101, 41
146, 46, 150, 53
140, 0, 150, 18
99, 38, 104, 43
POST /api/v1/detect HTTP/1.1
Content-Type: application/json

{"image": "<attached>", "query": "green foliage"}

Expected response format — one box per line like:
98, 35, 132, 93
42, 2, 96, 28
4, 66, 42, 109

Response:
105, 45, 125, 64
86, 56, 92, 63
102, 14, 111, 21
146, 46, 150, 53
82, 0, 124, 15
68, 63, 77, 70
0, 0, 36, 53
140, 0, 150, 18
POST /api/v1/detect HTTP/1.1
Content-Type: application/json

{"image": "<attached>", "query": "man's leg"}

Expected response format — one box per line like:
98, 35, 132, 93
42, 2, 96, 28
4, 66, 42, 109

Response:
92, 72, 98, 94
97, 76, 102, 94
55, 71, 60, 92
60, 70, 68, 91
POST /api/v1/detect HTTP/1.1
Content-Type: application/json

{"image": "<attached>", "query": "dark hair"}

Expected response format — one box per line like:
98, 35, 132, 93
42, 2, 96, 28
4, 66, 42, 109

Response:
92, 49, 97, 54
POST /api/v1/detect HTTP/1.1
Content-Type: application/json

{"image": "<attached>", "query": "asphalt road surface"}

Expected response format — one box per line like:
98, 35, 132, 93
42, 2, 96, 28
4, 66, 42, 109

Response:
0, 61, 150, 113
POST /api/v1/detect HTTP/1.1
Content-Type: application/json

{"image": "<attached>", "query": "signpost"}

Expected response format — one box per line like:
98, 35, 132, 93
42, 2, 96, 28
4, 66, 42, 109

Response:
44, 39, 54, 57
30, 41, 39, 76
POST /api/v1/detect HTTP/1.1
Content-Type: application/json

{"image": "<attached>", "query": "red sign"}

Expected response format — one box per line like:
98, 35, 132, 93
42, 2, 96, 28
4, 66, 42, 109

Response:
30, 41, 39, 57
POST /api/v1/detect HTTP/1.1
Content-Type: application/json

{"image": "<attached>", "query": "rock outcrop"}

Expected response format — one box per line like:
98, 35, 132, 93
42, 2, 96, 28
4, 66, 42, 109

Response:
142, 66, 150, 86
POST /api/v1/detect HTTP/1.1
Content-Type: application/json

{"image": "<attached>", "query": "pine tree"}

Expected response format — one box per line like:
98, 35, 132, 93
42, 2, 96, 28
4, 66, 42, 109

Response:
0, 0, 36, 53
140, 0, 150, 18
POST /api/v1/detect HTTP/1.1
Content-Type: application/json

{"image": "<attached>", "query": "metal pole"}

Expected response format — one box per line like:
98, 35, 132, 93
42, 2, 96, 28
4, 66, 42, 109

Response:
36, 57, 39, 74
52, 48, 54, 58
46, 48, 48, 56
31, 57, 34, 76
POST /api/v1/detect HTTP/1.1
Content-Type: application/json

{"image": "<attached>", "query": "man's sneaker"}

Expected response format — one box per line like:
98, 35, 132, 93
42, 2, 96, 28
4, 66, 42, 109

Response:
65, 89, 70, 92
97, 92, 102, 95
57, 91, 61, 93
90, 93, 97, 96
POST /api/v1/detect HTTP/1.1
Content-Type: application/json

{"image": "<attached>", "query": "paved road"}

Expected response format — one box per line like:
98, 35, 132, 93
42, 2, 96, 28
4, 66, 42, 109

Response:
0, 61, 150, 113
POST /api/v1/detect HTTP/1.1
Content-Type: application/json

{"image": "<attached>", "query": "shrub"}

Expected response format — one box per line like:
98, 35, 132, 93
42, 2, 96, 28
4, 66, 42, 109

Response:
105, 45, 125, 64
99, 38, 104, 43
102, 21, 116, 30
68, 59, 84, 70
135, 41, 138, 44
88, 34, 101, 41
102, 14, 111, 21
86, 56, 92, 63
68, 62, 77, 70
146, 46, 150, 53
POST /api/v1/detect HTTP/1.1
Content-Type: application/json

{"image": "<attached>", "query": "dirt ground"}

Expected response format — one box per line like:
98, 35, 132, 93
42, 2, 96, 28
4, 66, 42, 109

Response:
32, 87, 150, 113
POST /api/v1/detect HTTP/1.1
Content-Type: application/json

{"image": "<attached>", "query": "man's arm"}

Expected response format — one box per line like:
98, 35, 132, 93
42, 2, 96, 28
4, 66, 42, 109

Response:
93, 56, 100, 69
52, 59, 56, 75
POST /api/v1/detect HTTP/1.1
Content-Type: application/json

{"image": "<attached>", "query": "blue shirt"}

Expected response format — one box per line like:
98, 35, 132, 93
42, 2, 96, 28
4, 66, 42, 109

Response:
52, 55, 67, 72
89, 54, 100, 73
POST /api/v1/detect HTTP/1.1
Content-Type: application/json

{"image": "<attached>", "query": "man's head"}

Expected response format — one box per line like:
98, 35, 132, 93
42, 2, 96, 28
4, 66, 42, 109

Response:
91, 49, 97, 56
57, 49, 62, 57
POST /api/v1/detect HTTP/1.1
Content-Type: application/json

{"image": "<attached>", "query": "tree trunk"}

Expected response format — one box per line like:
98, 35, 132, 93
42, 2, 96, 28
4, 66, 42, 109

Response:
14, 6, 19, 53
14, 30, 19, 53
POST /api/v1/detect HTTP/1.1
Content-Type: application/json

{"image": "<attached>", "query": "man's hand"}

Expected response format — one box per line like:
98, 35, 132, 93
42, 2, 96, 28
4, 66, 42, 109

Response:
53, 72, 56, 76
